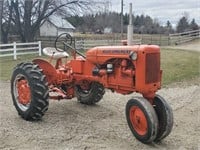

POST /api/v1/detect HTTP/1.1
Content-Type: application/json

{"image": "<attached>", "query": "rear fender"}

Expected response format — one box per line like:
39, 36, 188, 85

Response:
32, 59, 57, 84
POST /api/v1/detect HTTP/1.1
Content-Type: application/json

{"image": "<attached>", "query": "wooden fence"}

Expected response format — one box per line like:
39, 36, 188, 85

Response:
0, 41, 42, 60
169, 29, 200, 45
35, 36, 142, 50
140, 34, 170, 46
36, 34, 171, 49
76, 39, 142, 50
3, 30, 198, 55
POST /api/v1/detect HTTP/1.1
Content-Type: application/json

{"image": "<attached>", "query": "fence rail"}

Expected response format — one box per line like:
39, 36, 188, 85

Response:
0, 41, 41, 60
76, 39, 142, 50
169, 29, 200, 45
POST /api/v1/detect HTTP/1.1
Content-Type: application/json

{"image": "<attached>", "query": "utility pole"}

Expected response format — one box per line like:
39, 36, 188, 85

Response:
127, 3, 133, 45
120, 0, 123, 39
0, 0, 3, 43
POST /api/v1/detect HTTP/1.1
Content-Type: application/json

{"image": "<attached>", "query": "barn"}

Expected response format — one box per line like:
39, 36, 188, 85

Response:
40, 16, 75, 37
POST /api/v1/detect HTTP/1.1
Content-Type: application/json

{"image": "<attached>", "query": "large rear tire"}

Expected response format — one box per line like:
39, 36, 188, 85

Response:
153, 95, 173, 142
11, 62, 49, 120
75, 82, 105, 105
126, 97, 158, 144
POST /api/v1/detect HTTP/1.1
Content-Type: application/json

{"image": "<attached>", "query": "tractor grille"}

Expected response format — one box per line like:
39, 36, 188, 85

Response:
145, 53, 160, 84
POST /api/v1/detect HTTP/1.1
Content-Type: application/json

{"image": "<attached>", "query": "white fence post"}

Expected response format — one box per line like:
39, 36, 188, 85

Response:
0, 41, 42, 59
38, 41, 42, 56
13, 42, 17, 60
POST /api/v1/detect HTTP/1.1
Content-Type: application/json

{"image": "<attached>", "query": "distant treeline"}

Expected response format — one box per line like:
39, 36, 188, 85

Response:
67, 12, 199, 34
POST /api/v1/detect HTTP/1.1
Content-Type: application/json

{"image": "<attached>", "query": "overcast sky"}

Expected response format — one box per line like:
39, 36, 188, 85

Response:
109, 0, 200, 26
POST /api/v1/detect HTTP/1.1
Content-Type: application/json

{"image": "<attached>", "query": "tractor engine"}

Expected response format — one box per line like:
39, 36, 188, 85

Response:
83, 45, 162, 99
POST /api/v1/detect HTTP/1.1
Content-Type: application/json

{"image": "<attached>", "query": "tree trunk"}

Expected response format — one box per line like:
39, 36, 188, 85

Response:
1, 30, 8, 43
1, 0, 12, 44
12, 0, 26, 42
13, 0, 35, 42
24, 0, 33, 42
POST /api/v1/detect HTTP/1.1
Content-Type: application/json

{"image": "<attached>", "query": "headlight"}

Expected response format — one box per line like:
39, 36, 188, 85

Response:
129, 51, 137, 60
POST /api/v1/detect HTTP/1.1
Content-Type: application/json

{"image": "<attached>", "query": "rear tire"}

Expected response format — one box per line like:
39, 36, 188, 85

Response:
153, 95, 173, 141
126, 97, 158, 144
75, 82, 105, 105
11, 62, 49, 120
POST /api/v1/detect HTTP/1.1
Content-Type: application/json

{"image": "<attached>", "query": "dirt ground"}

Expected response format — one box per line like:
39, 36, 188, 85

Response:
0, 78, 200, 150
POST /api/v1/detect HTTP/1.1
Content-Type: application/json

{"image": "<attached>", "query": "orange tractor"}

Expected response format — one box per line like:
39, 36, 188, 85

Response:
11, 33, 173, 143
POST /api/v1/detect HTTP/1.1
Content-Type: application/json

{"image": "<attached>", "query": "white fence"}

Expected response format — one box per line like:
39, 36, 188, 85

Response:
0, 41, 42, 60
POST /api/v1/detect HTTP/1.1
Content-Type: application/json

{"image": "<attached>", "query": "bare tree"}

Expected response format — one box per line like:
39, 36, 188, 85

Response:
4, 0, 93, 42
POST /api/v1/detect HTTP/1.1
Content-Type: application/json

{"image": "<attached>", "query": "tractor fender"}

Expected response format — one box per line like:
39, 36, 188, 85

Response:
32, 59, 57, 84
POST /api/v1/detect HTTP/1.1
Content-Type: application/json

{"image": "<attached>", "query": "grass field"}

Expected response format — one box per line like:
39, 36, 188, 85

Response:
160, 48, 199, 85
0, 54, 47, 81
0, 49, 199, 85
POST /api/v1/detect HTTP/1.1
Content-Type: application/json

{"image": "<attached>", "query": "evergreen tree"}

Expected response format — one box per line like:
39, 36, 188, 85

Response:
176, 16, 190, 32
165, 20, 174, 34
166, 20, 172, 28
190, 19, 199, 30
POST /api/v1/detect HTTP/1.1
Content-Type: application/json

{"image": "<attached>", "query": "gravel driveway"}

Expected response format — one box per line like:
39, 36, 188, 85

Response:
0, 79, 200, 150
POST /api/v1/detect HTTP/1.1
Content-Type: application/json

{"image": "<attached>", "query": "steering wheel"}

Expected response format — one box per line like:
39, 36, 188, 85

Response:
54, 32, 86, 59
54, 33, 73, 52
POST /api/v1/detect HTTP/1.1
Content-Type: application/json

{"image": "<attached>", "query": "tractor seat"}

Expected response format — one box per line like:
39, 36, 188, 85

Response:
43, 47, 69, 59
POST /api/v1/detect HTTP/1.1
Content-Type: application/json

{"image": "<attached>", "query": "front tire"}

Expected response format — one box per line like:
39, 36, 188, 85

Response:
153, 95, 173, 141
11, 62, 49, 120
126, 97, 158, 143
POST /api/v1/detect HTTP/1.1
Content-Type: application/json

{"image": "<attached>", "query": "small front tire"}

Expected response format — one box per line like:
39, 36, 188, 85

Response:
153, 95, 173, 141
126, 97, 158, 144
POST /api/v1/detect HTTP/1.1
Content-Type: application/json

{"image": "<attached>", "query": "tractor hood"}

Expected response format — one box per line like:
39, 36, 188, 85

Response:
86, 45, 160, 64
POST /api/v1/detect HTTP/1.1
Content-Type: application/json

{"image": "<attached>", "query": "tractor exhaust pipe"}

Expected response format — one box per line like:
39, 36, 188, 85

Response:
127, 3, 133, 46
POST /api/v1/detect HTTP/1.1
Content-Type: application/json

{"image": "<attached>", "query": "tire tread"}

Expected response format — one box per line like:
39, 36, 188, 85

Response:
11, 62, 49, 121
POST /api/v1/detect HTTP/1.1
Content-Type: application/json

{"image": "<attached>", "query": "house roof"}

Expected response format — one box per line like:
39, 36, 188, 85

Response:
48, 16, 75, 30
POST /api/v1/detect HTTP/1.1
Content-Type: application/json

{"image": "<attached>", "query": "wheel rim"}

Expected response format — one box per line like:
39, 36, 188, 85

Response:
13, 74, 31, 111
129, 106, 148, 136
77, 81, 91, 94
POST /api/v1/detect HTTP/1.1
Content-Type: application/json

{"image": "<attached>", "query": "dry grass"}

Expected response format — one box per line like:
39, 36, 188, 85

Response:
161, 48, 199, 85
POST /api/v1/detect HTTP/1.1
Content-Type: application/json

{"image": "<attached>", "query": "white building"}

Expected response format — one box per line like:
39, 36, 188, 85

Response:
40, 16, 75, 37
104, 27, 112, 34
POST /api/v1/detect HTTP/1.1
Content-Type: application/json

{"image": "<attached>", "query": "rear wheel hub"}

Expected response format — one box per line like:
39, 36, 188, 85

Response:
17, 79, 31, 105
